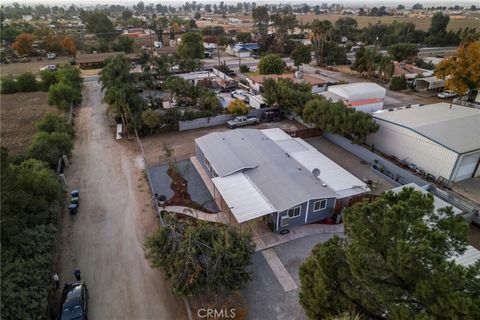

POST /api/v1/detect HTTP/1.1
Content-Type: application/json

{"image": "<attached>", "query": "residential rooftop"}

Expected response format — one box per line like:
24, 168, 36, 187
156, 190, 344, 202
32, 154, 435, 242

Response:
195, 128, 369, 221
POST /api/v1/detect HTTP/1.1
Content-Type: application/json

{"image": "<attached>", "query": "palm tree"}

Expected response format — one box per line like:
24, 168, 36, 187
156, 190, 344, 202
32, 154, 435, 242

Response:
352, 47, 381, 78
310, 19, 332, 65
377, 55, 395, 81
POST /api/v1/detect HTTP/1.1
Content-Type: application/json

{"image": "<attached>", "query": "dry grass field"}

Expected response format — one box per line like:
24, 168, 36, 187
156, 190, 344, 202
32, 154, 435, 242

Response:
1, 56, 71, 76
297, 14, 480, 31
0, 91, 59, 155
199, 13, 480, 32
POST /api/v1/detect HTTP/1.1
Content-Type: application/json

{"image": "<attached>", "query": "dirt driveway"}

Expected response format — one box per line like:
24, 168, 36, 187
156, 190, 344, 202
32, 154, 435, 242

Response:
55, 80, 186, 319
141, 119, 305, 167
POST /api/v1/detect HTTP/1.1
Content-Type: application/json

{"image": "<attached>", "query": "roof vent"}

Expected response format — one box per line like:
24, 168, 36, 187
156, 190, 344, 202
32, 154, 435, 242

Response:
322, 183, 327, 187
312, 168, 321, 178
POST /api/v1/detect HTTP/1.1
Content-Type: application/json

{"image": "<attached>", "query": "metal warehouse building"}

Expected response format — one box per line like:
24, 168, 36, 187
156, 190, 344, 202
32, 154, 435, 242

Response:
367, 103, 480, 182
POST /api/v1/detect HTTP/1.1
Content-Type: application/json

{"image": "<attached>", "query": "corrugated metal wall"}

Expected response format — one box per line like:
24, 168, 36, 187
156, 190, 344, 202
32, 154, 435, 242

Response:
367, 120, 458, 180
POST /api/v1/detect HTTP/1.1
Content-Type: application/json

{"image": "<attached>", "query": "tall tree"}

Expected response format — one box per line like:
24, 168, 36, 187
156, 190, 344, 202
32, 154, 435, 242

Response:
435, 41, 480, 97
300, 187, 479, 319
290, 44, 312, 69
12, 32, 34, 55
177, 32, 204, 71
377, 55, 395, 81
61, 35, 77, 58
252, 6, 269, 49
310, 20, 332, 65
351, 47, 382, 78
85, 12, 115, 40
388, 42, 419, 61
270, 11, 297, 53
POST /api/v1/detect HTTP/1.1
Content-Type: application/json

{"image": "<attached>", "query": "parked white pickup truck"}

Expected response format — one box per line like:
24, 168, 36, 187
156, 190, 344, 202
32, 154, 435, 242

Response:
226, 116, 258, 129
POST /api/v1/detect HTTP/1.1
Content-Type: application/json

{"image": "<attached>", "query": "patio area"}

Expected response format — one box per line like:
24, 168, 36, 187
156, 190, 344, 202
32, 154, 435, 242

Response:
147, 159, 219, 212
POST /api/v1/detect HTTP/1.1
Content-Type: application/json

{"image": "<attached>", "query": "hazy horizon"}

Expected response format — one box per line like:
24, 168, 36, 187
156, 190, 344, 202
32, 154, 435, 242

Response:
2, 1, 479, 8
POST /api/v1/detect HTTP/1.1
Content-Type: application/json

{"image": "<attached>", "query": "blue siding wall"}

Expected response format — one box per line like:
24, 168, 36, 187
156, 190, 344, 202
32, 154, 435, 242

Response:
306, 198, 336, 223
274, 197, 336, 233
195, 143, 213, 178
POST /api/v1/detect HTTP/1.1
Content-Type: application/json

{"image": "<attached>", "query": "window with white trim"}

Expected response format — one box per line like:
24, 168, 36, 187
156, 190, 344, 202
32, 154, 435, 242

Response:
280, 216, 290, 227
287, 206, 301, 218
313, 199, 327, 211
204, 157, 212, 171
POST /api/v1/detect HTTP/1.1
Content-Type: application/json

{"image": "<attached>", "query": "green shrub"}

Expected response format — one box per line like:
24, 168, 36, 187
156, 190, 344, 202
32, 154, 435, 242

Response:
227, 100, 249, 116
239, 64, 250, 73
48, 81, 82, 110
390, 75, 407, 91
56, 64, 82, 90
258, 54, 286, 74
1, 77, 18, 94
27, 132, 74, 167
39, 70, 58, 91
16, 72, 37, 92
36, 112, 74, 137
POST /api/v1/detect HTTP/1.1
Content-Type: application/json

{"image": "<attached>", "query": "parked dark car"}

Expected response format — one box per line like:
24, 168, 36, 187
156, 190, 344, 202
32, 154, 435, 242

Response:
68, 190, 79, 214
262, 109, 283, 122
60, 282, 88, 320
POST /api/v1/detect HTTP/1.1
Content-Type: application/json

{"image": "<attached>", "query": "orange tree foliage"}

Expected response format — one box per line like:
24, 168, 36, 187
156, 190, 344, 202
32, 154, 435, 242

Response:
12, 33, 35, 56
43, 32, 62, 53
435, 41, 480, 94
226, 100, 249, 116
62, 36, 77, 57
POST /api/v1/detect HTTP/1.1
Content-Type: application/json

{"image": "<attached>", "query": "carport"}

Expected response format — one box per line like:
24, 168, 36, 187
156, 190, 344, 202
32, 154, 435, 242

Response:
414, 76, 445, 92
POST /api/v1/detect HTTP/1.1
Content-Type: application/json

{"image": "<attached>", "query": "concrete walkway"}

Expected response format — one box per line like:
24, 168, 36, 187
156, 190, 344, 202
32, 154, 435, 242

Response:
253, 223, 345, 252
262, 249, 298, 292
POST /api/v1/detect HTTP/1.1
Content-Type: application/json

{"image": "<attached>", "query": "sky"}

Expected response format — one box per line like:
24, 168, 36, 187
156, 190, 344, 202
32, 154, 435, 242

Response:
2, 1, 479, 7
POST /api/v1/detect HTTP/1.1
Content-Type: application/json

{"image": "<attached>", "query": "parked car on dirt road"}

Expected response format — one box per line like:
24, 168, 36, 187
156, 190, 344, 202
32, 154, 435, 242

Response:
68, 190, 79, 214
40, 64, 57, 71
60, 282, 89, 320
47, 52, 56, 60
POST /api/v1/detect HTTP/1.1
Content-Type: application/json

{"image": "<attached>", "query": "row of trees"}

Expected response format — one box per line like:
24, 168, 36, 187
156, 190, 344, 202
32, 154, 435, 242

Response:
299, 187, 480, 319
10, 31, 77, 57
1, 113, 75, 318
302, 97, 379, 144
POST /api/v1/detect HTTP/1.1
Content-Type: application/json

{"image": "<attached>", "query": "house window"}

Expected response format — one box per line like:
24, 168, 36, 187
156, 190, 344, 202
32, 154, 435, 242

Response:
204, 157, 212, 171
280, 216, 290, 227
287, 206, 301, 218
313, 199, 327, 212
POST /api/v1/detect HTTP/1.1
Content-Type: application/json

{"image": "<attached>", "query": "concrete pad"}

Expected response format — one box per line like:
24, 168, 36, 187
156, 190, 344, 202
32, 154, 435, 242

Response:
262, 249, 298, 292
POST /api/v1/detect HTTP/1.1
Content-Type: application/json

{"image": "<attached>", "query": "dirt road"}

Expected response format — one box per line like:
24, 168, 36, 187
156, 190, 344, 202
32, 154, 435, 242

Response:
55, 80, 187, 319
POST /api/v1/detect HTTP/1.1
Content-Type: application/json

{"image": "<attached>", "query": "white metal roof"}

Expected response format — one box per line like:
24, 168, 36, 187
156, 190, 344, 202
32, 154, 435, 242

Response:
286, 138, 369, 197
261, 128, 293, 141
327, 82, 386, 101
373, 103, 480, 154
212, 172, 275, 223
452, 245, 480, 267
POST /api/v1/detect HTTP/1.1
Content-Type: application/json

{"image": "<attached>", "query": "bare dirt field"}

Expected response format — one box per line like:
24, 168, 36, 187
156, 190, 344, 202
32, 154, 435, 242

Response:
0, 91, 59, 155
1, 56, 71, 76
297, 14, 480, 31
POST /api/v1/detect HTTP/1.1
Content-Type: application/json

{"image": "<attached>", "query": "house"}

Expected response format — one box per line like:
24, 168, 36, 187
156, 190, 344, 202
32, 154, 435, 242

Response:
414, 76, 445, 92
246, 73, 334, 94
393, 61, 433, 80
226, 42, 259, 58
320, 82, 387, 113
367, 103, 480, 183
194, 128, 369, 233
76, 52, 137, 69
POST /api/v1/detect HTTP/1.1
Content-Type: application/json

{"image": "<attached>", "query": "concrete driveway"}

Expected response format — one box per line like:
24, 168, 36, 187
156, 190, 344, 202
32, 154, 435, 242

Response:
55, 80, 186, 319
243, 234, 339, 320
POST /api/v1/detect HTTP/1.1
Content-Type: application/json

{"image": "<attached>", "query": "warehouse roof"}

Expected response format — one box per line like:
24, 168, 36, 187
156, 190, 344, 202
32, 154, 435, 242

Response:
327, 82, 386, 101
196, 129, 368, 221
373, 103, 480, 154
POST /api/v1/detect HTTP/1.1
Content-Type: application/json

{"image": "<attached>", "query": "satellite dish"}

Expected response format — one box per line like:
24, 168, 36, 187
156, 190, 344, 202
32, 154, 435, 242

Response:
312, 168, 321, 178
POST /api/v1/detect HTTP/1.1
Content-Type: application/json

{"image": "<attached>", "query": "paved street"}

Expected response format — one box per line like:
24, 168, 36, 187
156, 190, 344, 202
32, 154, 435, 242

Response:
55, 80, 186, 319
